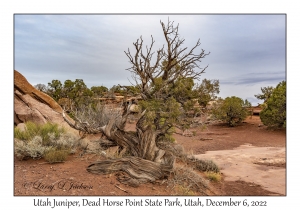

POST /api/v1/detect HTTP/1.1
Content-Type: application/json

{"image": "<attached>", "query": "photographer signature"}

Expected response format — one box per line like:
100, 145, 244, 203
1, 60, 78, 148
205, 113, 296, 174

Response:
23, 179, 93, 192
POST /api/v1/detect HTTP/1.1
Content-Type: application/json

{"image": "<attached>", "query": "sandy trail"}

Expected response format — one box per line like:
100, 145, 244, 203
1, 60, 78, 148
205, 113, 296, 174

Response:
195, 144, 286, 195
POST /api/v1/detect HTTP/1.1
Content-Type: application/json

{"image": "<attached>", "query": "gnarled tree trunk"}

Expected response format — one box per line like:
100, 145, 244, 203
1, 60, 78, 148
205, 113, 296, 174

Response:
62, 105, 175, 187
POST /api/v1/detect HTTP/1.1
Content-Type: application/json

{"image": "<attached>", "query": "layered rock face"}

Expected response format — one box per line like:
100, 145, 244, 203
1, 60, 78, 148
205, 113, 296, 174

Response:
14, 70, 75, 131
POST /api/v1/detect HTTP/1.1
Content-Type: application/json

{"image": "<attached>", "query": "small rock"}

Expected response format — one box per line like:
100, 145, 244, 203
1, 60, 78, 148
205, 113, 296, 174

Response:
200, 138, 213, 141
16, 123, 27, 132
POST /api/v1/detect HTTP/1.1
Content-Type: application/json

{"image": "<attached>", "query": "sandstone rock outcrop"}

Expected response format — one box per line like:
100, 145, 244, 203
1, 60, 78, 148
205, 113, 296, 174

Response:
14, 70, 75, 131
14, 70, 63, 113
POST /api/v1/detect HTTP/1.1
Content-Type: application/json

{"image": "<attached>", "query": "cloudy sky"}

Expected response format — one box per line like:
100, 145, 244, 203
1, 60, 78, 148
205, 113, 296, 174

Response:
14, 14, 286, 105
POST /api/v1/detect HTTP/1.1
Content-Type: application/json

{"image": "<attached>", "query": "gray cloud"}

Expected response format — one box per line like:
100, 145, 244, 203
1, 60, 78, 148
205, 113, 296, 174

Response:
14, 14, 286, 102
221, 71, 286, 86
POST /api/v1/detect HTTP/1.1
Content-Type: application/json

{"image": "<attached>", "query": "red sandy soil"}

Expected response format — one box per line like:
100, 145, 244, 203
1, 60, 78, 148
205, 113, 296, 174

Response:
14, 116, 286, 196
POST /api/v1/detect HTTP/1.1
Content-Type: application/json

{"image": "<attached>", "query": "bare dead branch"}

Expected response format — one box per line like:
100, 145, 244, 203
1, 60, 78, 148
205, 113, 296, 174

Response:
115, 184, 128, 193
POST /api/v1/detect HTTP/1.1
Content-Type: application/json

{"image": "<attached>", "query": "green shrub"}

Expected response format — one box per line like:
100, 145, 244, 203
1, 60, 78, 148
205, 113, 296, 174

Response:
14, 121, 65, 144
14, 122, 78, 161
211, 96, 249, 127
14, 121, 40, 141
260, 81, 286, 128
39, 123, 65, 145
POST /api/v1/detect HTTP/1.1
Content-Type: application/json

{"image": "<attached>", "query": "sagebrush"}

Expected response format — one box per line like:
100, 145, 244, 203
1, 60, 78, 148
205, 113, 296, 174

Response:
14, 121, 79, 162
188, 156, 220, 173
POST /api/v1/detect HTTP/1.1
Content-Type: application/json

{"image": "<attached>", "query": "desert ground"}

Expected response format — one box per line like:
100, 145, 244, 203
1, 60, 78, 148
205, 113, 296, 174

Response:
14, 115, 286, 196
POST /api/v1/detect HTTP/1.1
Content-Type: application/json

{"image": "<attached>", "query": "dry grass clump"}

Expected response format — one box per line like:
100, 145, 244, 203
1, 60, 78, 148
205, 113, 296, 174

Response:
161, 142, 220, 194
167, 166, 208, 195
44, 148, 70, 163
205, 171, 222, 182
173, 185, 197, 196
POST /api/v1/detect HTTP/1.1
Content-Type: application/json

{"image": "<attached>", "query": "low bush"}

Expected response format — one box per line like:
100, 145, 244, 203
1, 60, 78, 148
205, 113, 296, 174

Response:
14, 121, 78, 162
259, 81, 286, 128
14, 121, 65, 144
188, 157, 220, 173
14, 136, 49, 159
43, 148, 70, 163
211, 96, 250, 127
55, 133, 79, 153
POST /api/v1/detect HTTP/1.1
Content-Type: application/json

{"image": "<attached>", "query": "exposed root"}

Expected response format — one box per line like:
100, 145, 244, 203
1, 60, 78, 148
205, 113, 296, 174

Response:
87, 156, 174, 187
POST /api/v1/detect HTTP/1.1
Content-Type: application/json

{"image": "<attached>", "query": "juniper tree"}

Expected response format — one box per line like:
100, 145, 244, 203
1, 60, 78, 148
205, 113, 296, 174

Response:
63, 19, 210, 186
211, 96, 249, 127
259, 81, 286, 128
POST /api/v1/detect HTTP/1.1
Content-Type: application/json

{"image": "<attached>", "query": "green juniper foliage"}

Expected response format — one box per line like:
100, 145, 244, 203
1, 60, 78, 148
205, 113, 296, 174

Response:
211, 96, 249, 127
259, 81, 286, 128
255, 86, 274, 103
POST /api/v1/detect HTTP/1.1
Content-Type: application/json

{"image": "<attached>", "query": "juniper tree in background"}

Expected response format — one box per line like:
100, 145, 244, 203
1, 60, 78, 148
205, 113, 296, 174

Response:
196, 79, 220, 107
211, 96, 250, 127
255, 86, 274, 103
47, 79, 63, 101
259, 81, 286, 128
91, 86, 108, 97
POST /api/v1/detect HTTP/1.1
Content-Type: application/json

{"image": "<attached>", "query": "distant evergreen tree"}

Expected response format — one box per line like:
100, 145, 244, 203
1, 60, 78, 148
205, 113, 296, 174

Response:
211, 96, 250, 127
260, 81, 286, 128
